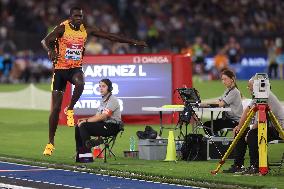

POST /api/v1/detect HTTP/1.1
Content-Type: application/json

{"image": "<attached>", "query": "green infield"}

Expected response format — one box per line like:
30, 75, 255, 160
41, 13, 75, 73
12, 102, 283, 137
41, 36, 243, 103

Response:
0, 80, 283, 188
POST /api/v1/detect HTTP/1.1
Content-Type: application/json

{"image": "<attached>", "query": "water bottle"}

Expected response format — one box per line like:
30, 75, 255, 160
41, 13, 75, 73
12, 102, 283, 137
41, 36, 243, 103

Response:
176, 141, 181, 151
129, 136, 135, 151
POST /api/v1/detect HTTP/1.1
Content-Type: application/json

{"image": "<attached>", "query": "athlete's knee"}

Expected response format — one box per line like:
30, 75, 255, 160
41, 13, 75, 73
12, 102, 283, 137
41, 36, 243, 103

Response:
73, 74, 85, 87
74, 81, 85, 89
74, 82, 84, 95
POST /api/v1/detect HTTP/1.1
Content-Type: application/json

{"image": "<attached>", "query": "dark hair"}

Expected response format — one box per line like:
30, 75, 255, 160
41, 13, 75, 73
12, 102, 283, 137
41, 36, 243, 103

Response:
100, 78, 113, 92
221, 69, 236, 82
221, 69, 242, 97
70, 6, 82, 15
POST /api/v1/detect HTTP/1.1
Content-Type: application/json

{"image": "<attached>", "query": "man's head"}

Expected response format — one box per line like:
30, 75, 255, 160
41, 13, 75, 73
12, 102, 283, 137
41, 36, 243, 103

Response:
221, 69, 236, 88
248, 77, 255, 94
69, 6, 83, 28
99, 79, 113, 96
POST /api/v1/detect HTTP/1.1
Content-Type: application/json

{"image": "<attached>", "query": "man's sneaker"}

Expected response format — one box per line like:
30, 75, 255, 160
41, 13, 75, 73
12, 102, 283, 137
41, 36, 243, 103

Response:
241, 165, 259, 175
223, 164, 245, 173
43, 143, 55, 156
85, 138, 104, 149
65, 109, 74, 127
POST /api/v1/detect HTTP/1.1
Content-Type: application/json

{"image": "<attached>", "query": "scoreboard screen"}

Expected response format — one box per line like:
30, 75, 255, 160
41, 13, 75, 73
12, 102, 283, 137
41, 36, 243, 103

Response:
73, 63, 172, 115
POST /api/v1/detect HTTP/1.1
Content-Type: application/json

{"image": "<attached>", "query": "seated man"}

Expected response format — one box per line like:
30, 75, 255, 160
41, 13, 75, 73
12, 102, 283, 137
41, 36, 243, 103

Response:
224, 76, 284, 174
75, 78, 122, 163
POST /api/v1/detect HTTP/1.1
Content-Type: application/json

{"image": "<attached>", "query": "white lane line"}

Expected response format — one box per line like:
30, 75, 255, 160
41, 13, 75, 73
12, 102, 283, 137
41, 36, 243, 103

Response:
0, 183, 37, 189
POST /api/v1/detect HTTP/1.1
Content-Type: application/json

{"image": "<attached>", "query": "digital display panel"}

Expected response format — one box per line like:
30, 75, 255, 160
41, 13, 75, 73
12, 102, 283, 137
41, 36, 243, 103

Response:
73, 63, 172, 115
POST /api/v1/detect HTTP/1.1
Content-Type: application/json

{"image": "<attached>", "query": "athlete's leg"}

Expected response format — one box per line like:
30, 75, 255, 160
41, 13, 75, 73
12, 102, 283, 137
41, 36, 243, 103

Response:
68, 71, 85, 110
44, 70, 66, 155
49, 90, 64, 145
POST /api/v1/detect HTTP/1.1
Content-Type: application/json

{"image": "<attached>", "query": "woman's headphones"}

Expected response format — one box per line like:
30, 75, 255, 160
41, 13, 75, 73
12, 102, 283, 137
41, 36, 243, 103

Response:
100, 78, 113, 92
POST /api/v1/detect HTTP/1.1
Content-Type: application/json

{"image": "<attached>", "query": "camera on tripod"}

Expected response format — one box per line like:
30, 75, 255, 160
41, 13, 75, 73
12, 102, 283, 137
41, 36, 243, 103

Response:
253, 73, 270, 100
177, 88, 201, 106
176, 88, 201, 124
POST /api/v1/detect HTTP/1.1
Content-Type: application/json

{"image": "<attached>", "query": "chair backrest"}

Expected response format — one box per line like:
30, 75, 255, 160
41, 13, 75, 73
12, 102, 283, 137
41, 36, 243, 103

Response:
103, 121, 124, 148
118, 121, 124, 131
117, 121, 124, 137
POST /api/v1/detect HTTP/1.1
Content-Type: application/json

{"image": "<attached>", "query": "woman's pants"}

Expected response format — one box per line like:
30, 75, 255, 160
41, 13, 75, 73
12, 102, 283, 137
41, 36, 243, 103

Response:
203, 118, 238, 136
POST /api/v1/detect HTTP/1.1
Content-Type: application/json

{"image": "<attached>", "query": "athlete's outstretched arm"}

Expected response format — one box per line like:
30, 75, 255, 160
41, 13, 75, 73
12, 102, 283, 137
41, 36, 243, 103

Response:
87, 26, 147, 47
41, 25, 65, 61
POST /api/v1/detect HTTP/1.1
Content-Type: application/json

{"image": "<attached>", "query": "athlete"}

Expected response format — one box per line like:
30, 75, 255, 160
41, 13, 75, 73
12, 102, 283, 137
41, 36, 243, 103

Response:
42, 6, 146, 156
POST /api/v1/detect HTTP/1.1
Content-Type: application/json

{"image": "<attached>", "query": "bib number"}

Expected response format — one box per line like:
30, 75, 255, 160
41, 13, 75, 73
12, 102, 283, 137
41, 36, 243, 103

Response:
65, 44, 83, 60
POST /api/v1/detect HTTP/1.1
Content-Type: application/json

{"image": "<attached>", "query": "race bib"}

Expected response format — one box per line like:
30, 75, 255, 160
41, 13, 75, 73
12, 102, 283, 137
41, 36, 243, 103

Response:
65, 43, 83, 60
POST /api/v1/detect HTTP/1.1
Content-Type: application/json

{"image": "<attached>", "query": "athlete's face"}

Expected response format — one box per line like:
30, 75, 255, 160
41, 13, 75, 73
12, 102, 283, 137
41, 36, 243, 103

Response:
70, 9, 83, 27
99, 82, 109, 96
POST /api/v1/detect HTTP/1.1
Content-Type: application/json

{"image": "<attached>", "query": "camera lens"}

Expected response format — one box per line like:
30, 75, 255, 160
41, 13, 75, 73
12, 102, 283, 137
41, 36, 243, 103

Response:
261, 82, 265, 87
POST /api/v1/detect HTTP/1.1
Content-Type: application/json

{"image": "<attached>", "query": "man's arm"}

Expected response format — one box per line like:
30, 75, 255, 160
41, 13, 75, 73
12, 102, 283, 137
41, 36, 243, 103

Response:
78, 114, 108, 126
233, 106, 251, 134
87, 26, 147, 47
41, 25, 65, 61
87, 114, 108, 122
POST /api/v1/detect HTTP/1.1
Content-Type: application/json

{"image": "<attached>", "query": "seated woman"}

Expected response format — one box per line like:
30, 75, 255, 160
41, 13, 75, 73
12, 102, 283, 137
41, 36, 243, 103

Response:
75, 78, 122, 163
203, 69, 243, 136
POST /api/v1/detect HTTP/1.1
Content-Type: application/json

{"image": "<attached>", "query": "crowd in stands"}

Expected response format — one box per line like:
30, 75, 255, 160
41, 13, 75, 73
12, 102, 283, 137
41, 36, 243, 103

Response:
0, 0, 284, 83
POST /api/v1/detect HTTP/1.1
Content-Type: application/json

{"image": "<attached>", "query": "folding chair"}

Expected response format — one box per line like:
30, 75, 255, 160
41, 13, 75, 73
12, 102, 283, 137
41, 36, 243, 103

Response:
96, 121, 124, 163
219, 128, 233, 137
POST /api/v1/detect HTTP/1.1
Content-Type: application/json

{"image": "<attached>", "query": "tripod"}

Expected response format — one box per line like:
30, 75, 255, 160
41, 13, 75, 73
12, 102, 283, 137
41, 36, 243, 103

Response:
175, 103, 203, 139
211, 102, 284, 175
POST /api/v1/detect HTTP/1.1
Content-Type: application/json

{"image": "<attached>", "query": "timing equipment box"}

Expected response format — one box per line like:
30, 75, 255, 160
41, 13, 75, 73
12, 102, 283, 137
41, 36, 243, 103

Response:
138, 139, 168, 160
206, 137, 234, 160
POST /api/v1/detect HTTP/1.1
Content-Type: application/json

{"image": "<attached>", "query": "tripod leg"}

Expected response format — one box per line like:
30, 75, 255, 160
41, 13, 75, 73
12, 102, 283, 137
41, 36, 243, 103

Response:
159, 111, 163, 137
186, 122, 188, 136
211, 107, 256, 174
180, 123, 185, 140
109, 149, 116, 160
104, 146, 108, 163
268, 110, 284, 139
258, 104, 268, 175
175, 120, 184, 140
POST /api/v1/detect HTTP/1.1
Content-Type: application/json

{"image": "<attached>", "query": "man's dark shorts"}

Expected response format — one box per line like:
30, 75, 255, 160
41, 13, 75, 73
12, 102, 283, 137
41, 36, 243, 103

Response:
51, 67, 83, 91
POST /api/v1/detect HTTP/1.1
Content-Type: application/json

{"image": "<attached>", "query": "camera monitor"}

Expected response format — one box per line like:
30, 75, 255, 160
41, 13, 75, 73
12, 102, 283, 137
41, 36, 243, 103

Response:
177, 88, 201, 104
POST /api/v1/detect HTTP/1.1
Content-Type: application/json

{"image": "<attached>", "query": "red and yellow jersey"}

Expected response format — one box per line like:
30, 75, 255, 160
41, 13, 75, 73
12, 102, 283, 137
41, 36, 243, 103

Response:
55, 20, 87, 69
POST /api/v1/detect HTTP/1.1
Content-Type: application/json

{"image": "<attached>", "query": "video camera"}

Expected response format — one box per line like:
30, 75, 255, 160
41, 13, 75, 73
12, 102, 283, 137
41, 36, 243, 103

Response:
177, 88, 201, 105
252, 73, 270, 100
176, 88, 203, 137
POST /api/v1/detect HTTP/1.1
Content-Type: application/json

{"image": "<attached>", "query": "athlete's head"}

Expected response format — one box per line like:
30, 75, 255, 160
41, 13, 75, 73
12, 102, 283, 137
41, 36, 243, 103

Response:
99, 79, 113, 96
69, 6, 83, 28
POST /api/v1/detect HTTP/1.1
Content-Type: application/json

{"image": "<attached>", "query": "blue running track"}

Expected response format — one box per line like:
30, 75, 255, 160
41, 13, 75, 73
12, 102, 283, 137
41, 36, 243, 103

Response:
0, 161, 203, 189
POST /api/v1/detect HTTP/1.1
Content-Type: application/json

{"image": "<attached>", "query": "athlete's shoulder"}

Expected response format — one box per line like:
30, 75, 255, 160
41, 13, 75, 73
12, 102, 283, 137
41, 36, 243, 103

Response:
60, 20, 69, 26
52, 24, 65, 37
